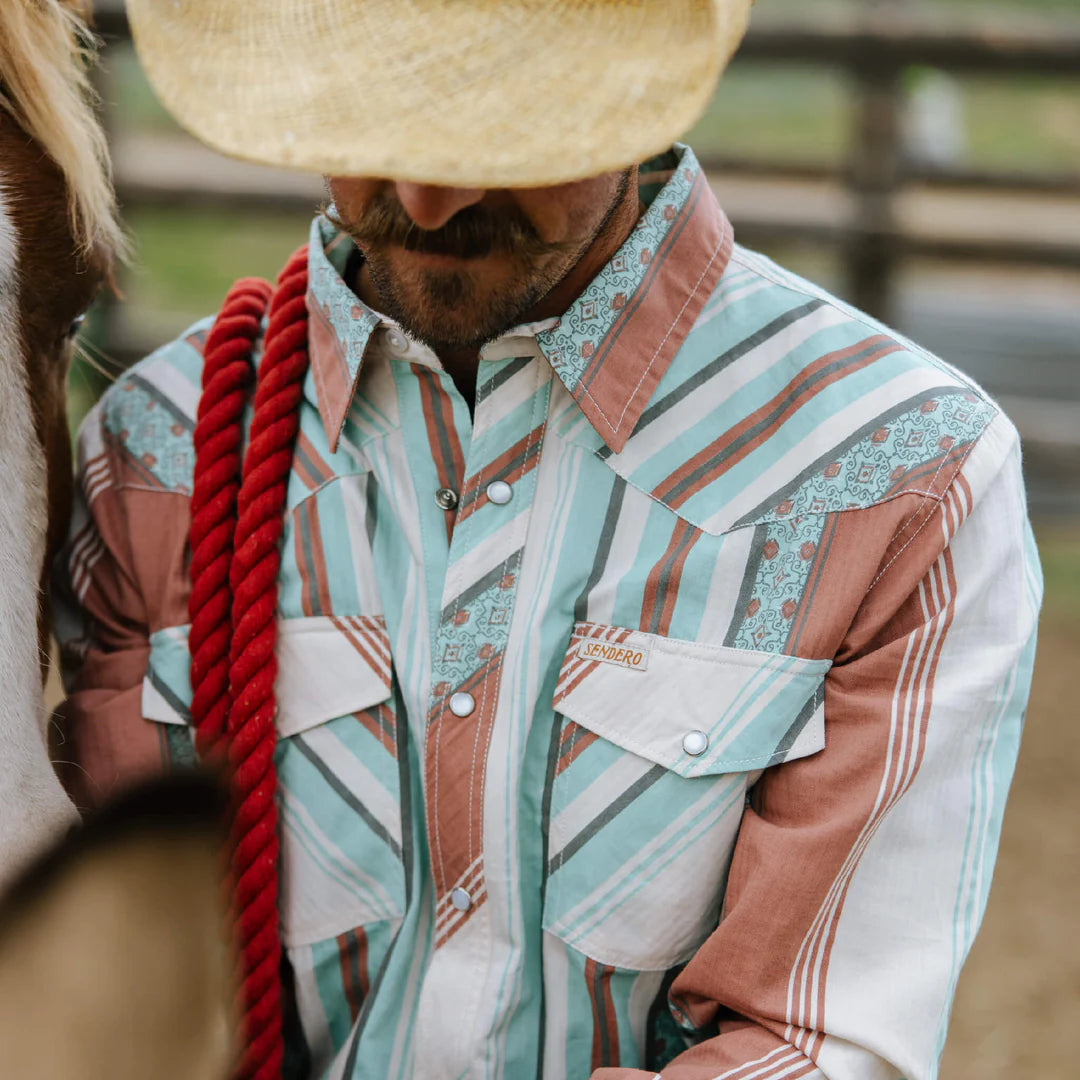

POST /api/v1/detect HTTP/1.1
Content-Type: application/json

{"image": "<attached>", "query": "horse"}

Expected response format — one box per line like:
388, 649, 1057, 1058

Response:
0, 0, 125, 886
0, 772, 236, 1079
0, 10, 235, 1073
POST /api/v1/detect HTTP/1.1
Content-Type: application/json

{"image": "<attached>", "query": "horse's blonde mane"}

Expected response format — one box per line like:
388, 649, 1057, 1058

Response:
0, 0, 126, 263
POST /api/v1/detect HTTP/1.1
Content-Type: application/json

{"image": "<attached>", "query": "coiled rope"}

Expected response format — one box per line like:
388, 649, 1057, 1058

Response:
189, 247, 310, 1079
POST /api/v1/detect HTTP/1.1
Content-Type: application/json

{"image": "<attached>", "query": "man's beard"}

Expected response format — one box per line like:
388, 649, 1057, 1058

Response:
332, 171, 632, 353
361, 250, 563, 352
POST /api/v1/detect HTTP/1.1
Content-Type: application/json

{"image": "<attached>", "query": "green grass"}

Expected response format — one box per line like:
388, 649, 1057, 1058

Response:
104, 44, 178, 134
688, 65, 1080, 172
688, 65, 851, 164
122, 206, 310, 324
962, 75, 1080, 170
69, 207, 308, 435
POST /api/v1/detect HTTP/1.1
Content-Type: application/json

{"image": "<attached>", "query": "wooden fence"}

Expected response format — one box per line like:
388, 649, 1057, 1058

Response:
91, 1, 1080, 325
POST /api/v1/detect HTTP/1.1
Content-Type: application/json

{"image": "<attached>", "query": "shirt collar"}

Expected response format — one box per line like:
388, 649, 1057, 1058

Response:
304, 144, 732, 454
305, 222, 382, 452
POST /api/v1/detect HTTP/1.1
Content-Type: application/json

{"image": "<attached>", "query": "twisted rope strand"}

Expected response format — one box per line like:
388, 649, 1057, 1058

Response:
190, 278, 273, 763
189, 249, 310, 1080
226, 248, 311, 1080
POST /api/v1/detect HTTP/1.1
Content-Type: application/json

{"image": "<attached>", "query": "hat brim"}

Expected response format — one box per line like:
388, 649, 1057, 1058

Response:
127, 0, 752, 188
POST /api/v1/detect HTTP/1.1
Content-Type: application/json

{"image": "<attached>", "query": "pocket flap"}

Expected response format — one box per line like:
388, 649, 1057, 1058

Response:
274, 615, 392, 736
553, 623, 831, 778
142, 615, 393, 736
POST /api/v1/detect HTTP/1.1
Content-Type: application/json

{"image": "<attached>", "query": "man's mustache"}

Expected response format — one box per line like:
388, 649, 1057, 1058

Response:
337, 194, 571, 261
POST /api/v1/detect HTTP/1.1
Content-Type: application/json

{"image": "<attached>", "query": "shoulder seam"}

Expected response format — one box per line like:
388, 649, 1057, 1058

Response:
862, 414, 1009, 595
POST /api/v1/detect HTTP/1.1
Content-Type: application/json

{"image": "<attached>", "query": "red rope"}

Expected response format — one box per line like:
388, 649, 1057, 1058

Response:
190, 277, 272, 762
189, 247, 311, 1080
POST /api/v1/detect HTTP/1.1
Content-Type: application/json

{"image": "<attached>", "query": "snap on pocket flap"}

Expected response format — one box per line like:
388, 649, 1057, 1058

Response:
141, 616, 393, 737
275, 615, 392, 737
554, 623, 831, 778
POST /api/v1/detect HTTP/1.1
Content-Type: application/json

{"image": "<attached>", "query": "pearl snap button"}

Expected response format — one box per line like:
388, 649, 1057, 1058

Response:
486, 480, 513, 505
435, 487, 459, 511
449, 692, 476, 718
386, 329, 408, 353
450, 887, 472, 912
682, 730, 709, 757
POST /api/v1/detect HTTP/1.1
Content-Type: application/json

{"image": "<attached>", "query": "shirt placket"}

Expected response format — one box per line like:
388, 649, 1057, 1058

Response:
417, 353, 551, 1071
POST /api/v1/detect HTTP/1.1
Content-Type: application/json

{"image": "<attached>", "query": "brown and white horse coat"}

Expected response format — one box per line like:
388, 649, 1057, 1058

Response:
0, 9, 237, 1075
0, 0, 123, 885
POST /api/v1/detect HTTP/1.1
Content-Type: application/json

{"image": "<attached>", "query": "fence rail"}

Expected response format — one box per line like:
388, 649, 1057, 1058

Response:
92, 4, 1080, 74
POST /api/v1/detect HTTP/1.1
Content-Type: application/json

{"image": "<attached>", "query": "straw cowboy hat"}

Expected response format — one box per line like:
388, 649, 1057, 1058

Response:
126, 0, 754, 188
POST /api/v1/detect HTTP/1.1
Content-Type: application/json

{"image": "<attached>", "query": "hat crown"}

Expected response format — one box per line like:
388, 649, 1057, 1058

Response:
127, 0, 753, 187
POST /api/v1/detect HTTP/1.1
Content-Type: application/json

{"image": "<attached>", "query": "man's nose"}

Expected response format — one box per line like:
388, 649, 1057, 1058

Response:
394, 183, 485, 230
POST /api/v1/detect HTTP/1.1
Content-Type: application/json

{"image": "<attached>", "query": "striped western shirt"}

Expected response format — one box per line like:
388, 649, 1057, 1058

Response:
55, 144, 1041, 1080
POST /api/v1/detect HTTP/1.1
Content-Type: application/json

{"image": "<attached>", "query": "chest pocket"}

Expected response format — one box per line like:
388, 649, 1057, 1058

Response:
143, 615, 408, 946
542, 622, 830, 972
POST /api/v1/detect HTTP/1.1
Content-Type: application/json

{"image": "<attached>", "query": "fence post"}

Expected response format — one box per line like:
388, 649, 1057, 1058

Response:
88, 26, 123, 375
846, 1, 906, 324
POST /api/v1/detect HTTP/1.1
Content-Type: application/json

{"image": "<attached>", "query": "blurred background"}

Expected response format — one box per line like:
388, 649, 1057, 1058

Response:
83, 2, 1079, 1076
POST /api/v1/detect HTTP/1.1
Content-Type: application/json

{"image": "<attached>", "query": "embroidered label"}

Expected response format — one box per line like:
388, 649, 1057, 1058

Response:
576, 637, 649, 671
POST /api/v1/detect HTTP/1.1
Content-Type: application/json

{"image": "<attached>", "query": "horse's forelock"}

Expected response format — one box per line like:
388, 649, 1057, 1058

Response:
0, 0, 126, 267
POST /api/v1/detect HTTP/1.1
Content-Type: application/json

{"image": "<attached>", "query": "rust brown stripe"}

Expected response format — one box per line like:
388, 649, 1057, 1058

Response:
654, 337, 904, 509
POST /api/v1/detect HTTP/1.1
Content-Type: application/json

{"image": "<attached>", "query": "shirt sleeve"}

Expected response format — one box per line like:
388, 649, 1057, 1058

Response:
592, 413, 1042, 1080
52, 400, 180, 811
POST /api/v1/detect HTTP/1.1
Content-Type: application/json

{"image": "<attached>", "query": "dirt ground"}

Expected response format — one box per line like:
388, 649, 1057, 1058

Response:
939, 537, 1079, 1078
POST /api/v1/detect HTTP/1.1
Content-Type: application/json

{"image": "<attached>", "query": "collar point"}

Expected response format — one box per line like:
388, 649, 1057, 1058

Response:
601, 429, 631, 456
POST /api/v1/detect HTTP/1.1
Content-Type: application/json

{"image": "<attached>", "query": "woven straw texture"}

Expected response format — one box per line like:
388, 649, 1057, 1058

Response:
126, 0, 753, 187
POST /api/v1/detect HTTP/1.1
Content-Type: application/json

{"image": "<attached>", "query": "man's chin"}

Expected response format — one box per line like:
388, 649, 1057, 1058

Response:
364, 249, 547, 351
400, 248, 498, 269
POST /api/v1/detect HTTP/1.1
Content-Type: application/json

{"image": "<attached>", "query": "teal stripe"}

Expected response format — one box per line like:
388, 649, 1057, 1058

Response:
554, 777, 745, 953
280, 800, 400, 924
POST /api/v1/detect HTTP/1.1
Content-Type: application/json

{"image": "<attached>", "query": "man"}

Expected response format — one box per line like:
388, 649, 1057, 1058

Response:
55, 1, 1041, 1079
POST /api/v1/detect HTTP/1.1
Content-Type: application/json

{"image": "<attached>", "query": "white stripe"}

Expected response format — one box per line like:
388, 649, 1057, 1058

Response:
81, 452, 111, 503
444, 511, 527, 604
551, 776, 744, 953
786, 624, 920, 1033
611, 303, 851, 477
337, 473, 386, 614
435, 855, 484, 928
707, 1045, 800, 1080
384, 877, 435, 1080
279, 791, 401, 942
473, 351, 545, 439
302, 726, 402, 847
66, 519, 99, 577
576, 475, 651, 626
548, 748, 657, 859
70, 528, 106, 601
337, 615, 392, 682
692, 270, 778, 332
483, 437, 585, 1079
696, 525, 757, 640
539, 935, 571, 1080
291, 944, 335, 1074
74, 400, 107, 465
799, 606, 927, 1033
0, 181, 77, 885
137, 349, 201, 419
801, 548, 954, 1034
703, 364, 955, 534
554, 623, 628, 698
363, 429, 432, 707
